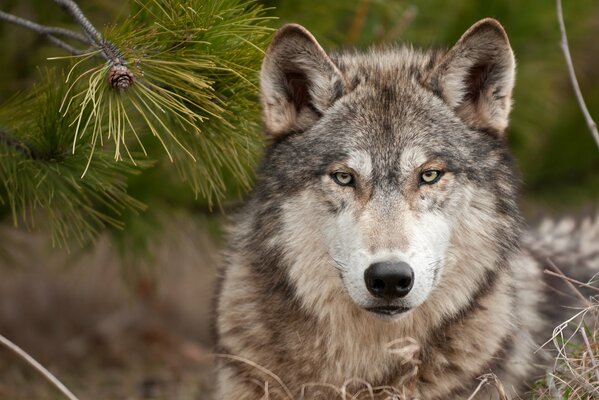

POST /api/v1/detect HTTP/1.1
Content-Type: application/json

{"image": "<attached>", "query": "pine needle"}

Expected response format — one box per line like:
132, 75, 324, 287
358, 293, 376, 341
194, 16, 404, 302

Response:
54, 0, 272, 203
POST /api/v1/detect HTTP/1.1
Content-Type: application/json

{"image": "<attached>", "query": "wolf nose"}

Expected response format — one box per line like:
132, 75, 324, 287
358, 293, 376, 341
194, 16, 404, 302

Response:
364, 261, 414, 300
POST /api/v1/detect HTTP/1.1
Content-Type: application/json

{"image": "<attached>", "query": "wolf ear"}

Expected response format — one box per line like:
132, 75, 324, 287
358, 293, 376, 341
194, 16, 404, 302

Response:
260, 24, 346, 138
428, 18, 515, 136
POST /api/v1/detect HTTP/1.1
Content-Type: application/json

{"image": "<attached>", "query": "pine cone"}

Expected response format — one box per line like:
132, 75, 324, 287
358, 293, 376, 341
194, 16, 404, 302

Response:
107, 65, 134, 91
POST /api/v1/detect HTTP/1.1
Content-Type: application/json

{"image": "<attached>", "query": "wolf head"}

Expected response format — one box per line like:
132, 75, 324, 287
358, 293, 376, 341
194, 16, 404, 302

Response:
249, 19, 522, 321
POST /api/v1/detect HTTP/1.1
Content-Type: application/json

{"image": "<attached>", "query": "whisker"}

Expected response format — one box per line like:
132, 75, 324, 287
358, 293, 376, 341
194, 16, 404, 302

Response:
331, 257, 348, 272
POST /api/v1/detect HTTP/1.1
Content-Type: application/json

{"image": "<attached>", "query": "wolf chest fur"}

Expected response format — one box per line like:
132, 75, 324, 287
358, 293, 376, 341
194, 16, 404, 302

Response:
214, 18, 599, 399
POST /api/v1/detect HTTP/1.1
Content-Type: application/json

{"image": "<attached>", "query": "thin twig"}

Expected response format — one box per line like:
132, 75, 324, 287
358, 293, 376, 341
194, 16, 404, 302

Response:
546, 258, 595, 306
51, 0, 125, 66
43, 34, 87, 56
0, 10, 90, 44
466, 374, 507, 400
545, 265, 599, 297
1, 0, 133, 89
556, 0, 599, 150
0, 2, 126, 63
0, 10, 89, 55
0, 334, 80, 400
52, 0, 103, 47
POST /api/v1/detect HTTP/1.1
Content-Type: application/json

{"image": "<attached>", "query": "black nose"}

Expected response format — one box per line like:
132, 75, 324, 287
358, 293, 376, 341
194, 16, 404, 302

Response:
364, 261, 414, 300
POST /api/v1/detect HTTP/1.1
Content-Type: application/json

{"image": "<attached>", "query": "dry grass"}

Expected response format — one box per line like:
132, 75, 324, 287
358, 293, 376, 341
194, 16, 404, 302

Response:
530, 304, 599, 399
216, 338, 420, 400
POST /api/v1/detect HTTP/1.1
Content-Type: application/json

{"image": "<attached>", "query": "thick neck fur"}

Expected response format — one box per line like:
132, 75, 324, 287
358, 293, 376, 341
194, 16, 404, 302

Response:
217, 187, 541, 399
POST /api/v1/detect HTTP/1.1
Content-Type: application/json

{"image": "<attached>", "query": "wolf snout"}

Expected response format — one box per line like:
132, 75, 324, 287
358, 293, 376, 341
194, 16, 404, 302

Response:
364, 261, 414, 300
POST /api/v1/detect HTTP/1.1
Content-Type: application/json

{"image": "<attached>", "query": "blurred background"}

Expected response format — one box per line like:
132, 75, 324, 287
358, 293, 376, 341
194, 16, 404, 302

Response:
0, 0, 597, 399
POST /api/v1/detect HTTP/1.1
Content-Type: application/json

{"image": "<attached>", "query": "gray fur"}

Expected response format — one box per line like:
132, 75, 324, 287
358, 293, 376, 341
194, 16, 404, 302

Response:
215, 19, 598, 399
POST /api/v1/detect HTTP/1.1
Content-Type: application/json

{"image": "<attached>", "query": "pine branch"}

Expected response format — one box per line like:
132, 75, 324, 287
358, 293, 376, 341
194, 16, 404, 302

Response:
57, 0, 272, 196
0, 0, 272, 245
0, 71, 147, 247
556, 0, 599, 150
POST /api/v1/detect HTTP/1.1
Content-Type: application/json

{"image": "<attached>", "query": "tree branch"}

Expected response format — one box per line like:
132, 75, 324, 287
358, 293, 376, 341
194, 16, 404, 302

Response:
0, 10, 89, 55
0, 10, 90, 44
0, 0, 133, 88
41, 34, 87, 56
52, 0, 103, 46
51, 0, 126, 65
0, 334, 80, 400
556, 0, 599, 150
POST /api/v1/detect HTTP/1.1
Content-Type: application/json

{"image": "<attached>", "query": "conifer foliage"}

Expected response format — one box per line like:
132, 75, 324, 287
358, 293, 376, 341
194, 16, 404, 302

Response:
0, 0, 272, 246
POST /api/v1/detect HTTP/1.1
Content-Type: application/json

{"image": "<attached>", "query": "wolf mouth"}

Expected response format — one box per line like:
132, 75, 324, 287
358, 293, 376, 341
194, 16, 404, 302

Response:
366, 306, 410, 316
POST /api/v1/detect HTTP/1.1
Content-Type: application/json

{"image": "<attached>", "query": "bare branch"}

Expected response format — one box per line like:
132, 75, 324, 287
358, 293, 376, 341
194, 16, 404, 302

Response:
544, 265, 599, 299
0, 334, 80, 400
0, 10, 90, 44
556, 0, 599, 150
51, 0, 126, 66
42, 34, 87, 56
1, 0, 133, 90
0, 10, 89, 55
52, 0, 103, 47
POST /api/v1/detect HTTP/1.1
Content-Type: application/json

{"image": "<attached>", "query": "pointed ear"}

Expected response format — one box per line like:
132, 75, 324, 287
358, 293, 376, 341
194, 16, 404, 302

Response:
427, 18, 516, 136
260, 24, 346, 138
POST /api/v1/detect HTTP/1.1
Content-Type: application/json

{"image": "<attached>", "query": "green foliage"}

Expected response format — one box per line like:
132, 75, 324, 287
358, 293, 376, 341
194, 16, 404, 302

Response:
65, 0, 272, 201
0, 71, 145, 246
0, 0, 272, 247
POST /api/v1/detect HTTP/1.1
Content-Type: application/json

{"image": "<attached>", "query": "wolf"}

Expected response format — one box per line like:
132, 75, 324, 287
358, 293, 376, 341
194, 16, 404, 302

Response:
215, 18, 599, 399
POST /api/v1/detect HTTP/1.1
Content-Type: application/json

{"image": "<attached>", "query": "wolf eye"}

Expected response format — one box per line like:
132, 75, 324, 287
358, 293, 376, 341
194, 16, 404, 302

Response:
420, 170, 443, 185
332, 172, 354, 186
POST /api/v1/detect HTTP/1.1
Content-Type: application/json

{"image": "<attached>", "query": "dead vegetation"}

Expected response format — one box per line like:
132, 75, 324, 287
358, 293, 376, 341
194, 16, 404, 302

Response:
530, 285, 599, 399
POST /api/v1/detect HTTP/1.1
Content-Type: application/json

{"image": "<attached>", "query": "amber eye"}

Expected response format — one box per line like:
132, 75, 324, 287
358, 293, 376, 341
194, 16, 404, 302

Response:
332, 171, 354, 186
420, 170, 443, 185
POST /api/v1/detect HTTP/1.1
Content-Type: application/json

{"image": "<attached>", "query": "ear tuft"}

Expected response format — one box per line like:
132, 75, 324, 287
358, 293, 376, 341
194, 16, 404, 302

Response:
428, 18, 516, 136
260, 24, 346, 138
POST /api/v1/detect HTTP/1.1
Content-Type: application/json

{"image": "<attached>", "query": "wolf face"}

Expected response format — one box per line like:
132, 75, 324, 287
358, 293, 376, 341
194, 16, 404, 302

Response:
217, 19, 599, 399
255, 20, 521, 321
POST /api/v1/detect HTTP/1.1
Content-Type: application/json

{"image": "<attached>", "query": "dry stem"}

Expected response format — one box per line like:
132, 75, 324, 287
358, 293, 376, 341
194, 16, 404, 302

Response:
556, 0, 599, 150
0, 333, 80, 400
